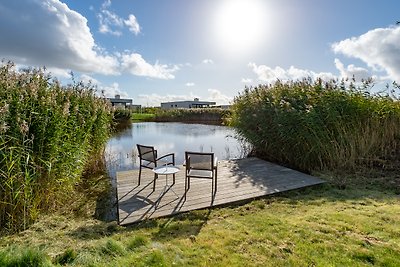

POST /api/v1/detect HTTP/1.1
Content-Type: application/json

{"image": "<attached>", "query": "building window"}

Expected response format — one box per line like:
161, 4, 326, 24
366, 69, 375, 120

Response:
171, 104, 173, 107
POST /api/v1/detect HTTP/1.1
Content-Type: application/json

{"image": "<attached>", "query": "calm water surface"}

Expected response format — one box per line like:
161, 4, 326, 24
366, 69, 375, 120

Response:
105, 122, 248, 178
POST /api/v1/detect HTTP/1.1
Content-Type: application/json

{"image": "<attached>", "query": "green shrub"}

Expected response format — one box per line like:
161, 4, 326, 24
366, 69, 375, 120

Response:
140, 250, 167, 267
0, 247, 52, 267
113, 108, 132, 122
126, 235, 149, 250
100, 239, 126, 257
231, 78, 400, 172
54, 248, 77, 265
131, 113, 155, 121
155, 108, 230, 124
0, 61, 112, 232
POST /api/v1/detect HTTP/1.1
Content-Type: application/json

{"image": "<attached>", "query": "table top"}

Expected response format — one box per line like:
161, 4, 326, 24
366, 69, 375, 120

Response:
152, 165, 180, 175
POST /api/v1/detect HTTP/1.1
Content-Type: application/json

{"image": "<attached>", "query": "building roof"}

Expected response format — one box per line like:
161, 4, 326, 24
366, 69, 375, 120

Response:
161, 98, 216, 105
107, 98, 133, 104
107, 94, 133, 105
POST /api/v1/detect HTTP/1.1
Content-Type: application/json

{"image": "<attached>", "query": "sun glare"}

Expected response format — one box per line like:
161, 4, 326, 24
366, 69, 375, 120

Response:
212, 0, 269, 58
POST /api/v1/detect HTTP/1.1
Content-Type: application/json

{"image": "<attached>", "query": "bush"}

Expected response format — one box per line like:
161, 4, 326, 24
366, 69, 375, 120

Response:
0, 246, 52, 267
231, 78, 400, 172
113, 108, 132, 123
54, 248, 77, 265
155, 108, 230, 124
0, 61, 112, 232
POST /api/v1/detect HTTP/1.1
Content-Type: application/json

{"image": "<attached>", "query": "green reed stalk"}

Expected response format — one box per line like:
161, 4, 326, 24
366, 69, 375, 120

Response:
0, 61, 112, 232
231, 78, 400, 172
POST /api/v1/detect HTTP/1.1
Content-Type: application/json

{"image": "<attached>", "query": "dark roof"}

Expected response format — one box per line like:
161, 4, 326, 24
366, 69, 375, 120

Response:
107, 97, 133, 104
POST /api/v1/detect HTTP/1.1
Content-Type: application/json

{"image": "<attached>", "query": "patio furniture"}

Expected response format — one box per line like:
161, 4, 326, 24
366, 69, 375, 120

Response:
136, 144, 175, 190
184, 151, 218, 196
152, 165, 180, 191
152, 165, 180, 203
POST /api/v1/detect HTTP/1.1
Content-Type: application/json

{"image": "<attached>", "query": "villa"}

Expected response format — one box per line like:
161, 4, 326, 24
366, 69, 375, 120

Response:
161, 98, 216, 110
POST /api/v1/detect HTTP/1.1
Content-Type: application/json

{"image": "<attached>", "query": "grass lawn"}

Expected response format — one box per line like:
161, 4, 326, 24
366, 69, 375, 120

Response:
131, 113, 155, 121
1, 172, 399, 266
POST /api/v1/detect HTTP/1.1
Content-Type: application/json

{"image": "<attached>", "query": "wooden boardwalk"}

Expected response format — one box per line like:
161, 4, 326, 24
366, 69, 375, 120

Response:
116, 157, 325, 225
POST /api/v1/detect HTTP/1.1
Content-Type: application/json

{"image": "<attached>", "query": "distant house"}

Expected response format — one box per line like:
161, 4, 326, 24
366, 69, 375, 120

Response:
107, 95, 135, 109
161, 98, 216, 110
214, 104, 231, 110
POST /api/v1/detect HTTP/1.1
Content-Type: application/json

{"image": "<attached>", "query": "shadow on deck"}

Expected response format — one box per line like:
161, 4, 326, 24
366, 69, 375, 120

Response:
116, 157, 325, 225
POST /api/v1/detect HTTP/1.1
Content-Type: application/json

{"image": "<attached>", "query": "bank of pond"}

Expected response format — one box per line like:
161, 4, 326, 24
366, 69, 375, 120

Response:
1, 62, 400, 236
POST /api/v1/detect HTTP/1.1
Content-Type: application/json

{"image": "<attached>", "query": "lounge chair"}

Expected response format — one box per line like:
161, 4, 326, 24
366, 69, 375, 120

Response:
184, 151, 218, 196
136, 144, 175, 190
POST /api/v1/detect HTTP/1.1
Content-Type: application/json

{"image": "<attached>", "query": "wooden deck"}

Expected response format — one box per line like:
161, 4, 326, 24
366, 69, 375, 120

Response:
116, 157, 325, 225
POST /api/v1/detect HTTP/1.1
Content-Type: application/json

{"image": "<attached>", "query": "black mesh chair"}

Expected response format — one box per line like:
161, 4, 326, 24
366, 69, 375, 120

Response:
136, 144, 175, 190
185, 151, 218, 196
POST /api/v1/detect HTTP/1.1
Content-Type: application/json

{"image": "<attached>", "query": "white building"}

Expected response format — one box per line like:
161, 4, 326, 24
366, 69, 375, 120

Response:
161, 98, 216, 110
107, 94, 141, 111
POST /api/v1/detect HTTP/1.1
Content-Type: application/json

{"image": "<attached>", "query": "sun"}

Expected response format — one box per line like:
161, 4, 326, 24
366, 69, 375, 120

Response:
211, 0, 269, 58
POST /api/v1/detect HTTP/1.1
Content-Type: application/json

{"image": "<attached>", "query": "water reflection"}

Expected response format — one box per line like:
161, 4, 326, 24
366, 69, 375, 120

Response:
105, 122, 249, 179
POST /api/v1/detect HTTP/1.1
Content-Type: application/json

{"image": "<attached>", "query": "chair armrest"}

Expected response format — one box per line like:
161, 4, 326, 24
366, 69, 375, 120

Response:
156, 153, 175, 165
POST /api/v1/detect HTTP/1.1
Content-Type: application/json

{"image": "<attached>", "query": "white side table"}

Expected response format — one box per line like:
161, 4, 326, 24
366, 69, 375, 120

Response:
152, 165, 180, 192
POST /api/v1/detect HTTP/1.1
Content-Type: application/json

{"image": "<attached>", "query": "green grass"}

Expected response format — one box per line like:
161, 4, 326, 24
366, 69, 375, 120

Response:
131, 112, 156, 121
2, 70, 400, 265
154, 108, 230, 124
1, 172, 399, 266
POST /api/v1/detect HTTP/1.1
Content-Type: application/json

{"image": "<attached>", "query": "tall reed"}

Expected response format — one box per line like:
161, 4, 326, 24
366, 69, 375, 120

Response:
0, 61, 112, 232
231, 78, 400, 172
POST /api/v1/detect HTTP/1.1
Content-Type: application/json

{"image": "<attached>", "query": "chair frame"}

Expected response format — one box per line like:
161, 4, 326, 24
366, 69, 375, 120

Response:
136, 144, 175, 190
184, 151, 218, 196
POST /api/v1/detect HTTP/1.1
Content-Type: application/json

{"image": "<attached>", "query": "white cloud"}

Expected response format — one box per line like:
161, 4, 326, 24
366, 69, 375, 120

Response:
99, 82, 129, 98
98, 0, 140, 36
332, 26, 400, 82
78, 74, 129, 98
0, 0, 119, 75
46, 67, 71, 79
102, 0, 112, 9
121, 53, 179, 79
202, 59, 214, 64
207, 89, 232, 105
334, 58, 373, 81
124, 14, 141, 35
137, 93, 197, 107
98, 14, 123, 36
0, 1, 177, 80
185, 82, 195, 87
79, 74, 100, 85
241, 78, 253, 83
97, 0, 124, 36
248, 63, 336, 83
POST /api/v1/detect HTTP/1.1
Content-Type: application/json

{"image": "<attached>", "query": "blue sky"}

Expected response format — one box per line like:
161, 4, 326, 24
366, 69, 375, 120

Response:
0, 0, 399, 106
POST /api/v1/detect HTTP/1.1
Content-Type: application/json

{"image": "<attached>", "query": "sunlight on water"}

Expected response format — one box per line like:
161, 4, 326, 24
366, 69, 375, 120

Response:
105, 122, 250, 181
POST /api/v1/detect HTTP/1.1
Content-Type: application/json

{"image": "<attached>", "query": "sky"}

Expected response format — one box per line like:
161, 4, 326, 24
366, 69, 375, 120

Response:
0, 0, 399, 106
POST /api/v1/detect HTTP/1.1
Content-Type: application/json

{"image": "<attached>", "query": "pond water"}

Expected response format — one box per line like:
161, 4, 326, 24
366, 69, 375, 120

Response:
105, 122, 249, 179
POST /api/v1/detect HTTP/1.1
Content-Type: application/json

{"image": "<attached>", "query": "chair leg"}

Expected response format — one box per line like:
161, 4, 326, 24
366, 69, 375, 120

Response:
215, 169, 217, 192
184, 175, 187, 200
172, 173, 176, 185
138, 167, 142, 185
153, 173, 157, 191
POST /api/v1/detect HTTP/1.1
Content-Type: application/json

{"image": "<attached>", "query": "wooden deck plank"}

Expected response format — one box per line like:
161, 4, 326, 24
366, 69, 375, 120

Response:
116, 157, 324, 225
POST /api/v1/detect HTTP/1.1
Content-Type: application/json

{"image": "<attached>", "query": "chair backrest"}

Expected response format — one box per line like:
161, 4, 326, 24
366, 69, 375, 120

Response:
185, 152, 214, 171
137, 144, 156, 163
